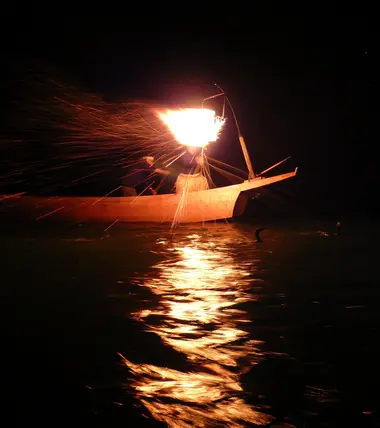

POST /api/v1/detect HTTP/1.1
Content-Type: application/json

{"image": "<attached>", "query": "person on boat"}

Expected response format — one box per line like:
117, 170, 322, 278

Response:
174, 146, 208, 194
179, 146, 204, 174
152, 158, 182, 194
122, 156, 170, 196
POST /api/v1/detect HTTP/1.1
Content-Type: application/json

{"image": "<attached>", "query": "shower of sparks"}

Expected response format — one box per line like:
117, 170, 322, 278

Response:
158, 108, 225, 148
0, 67, 245, 205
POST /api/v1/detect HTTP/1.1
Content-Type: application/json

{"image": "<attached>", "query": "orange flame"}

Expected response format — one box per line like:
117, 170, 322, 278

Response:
158, 108, 225, 148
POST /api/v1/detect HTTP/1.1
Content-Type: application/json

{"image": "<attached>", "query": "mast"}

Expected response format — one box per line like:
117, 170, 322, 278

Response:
213, 84, 255, 180
238, 135, 255, 180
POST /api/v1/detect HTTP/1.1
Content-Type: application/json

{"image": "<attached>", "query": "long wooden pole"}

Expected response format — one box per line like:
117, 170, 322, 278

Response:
238, 135, 255, 180
213, 83, 255, 180
257, 156, 291, 176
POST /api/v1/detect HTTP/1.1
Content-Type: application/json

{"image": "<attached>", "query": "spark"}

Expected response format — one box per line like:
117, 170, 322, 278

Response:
0, 67, 245, 214
91, 186, 123, 206
104, 218, 119, 232
36, 205, 65, 220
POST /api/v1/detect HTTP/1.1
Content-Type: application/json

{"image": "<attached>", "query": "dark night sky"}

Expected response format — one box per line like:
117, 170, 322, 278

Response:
1, 11, 373, 216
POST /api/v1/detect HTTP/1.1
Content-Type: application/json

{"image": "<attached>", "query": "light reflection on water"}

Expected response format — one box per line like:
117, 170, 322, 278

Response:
120, 227, 273, 427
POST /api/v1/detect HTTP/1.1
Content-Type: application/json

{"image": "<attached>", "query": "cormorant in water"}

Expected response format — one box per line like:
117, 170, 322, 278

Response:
255, 227, 266, 243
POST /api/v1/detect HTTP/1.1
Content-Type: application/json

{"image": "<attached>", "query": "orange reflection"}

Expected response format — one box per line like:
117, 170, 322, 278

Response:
121, 228, 272, 427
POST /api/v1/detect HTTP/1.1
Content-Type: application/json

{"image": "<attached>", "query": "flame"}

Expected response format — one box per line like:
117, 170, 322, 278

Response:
158, 108, 225, 148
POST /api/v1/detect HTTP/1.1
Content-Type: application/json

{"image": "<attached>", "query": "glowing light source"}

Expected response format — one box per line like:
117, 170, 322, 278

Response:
158, 108, 225, 148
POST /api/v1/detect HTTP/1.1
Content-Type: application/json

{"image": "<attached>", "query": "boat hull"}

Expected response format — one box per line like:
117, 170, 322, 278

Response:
0, 169, 297, 223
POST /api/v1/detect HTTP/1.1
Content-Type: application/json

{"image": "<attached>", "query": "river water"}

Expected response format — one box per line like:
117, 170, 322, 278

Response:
1, 219, 377, 427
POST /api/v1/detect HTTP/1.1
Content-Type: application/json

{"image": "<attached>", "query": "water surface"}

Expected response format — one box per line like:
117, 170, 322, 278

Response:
1, 220, 378, 427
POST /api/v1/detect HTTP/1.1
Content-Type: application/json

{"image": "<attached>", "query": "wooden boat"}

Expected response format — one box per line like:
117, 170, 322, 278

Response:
0, 168, 297, 223
0, 90, 298, 224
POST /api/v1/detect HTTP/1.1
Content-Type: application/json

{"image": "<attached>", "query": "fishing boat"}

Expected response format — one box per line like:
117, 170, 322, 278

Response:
0, 88, 298, 224
0, 168, 297, 223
